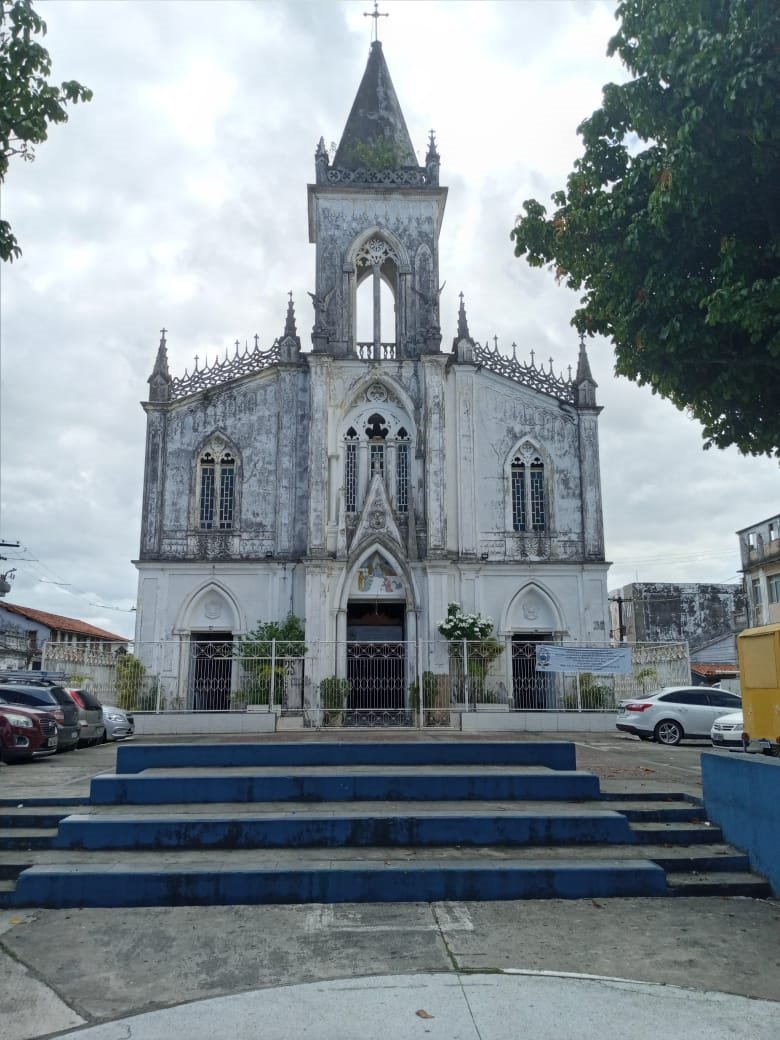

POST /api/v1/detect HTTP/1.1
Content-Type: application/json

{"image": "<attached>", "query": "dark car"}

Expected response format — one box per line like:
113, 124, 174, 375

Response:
0, 703, 58, 762
64, 688, 104, 746
0, 681, 80, 751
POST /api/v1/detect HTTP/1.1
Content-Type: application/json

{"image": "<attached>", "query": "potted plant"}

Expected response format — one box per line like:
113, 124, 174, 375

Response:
319, 676, 351, 726
409, 671, 449, 724
437, 603, 505, 709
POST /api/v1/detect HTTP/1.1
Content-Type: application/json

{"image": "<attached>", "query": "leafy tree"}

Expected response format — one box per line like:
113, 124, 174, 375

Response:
511, 0, 780, 456
0, 0, 92, 261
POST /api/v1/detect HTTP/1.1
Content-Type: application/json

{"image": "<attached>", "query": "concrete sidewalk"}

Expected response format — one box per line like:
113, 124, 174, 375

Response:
50, 971, 780, 1040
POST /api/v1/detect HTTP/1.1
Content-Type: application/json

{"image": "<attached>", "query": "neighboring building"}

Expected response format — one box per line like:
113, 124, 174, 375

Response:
0, 602, 128, 671
134, 40, 611, 715
738, 514, 780, 627
609, 582, 745, 652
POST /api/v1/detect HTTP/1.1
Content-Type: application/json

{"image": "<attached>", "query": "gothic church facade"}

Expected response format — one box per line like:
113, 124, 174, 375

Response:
134, 41, 610, 711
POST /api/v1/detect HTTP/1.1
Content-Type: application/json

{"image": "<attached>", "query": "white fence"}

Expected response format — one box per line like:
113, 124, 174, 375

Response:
36, 636, 691, 727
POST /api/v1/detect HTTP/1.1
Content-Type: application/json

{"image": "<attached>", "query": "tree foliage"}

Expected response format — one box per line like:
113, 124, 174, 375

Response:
0, 0, 92, 261
237, 614, 306, 705
511, 0, 780, 456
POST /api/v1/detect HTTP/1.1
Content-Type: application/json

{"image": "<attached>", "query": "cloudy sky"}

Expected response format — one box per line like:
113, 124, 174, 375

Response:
1, 0, 777, 640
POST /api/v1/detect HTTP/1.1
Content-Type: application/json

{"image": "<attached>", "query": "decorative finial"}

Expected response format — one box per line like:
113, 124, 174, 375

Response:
576, 331, 596, 385
425, 129, 440, 170
530, 348, 536, 366
284, 291, 298, 339
512, 342, 517, 360
364, 0, 388, 42
254, 333, 259, 350
456, 291, 471, 341
148, 325, 172, 401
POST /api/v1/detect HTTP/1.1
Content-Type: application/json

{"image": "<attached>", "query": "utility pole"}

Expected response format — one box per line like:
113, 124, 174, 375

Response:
609, 595, 628, 643
0, 541, 20, 597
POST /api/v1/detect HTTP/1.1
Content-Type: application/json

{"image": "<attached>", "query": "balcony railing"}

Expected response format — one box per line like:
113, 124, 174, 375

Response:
356, 342, 396, 360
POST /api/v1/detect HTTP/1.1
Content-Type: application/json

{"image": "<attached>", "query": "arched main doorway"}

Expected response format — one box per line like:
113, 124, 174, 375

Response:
344, 551, 410, 726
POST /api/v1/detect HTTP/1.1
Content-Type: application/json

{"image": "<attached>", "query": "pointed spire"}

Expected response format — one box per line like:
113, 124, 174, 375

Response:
575, 332, 599, 409
456, 291, 471, 341
333, 41, 417, 171
284, 290, 298, 339
425, 129, 440, 186
314, 136, 329, 183
279, 291, 301, 363
452, 291, 475, 363
576, 331, 596, 384
148, 327, 172, 402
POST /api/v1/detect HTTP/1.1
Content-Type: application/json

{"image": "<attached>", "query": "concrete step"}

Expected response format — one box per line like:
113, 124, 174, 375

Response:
52, 809, 637, 850
667, 872, 772, 898
0, 827, 58, 850
0, 797, 89, 808
0, 811, 70, 828
0, 842, 755, 877
630, 822, 724, 844
90, 769, 601, 805
115, 740, 577, 773
0, 841, 760, 906
7, 856, 669, 907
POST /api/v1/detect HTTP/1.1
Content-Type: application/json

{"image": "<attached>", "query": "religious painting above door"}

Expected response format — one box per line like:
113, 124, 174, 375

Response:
354, 552, 404, 596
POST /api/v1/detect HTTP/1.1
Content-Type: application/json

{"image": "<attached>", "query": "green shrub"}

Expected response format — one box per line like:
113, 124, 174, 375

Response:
115, 654, 146, 711
319, 677, 351, 711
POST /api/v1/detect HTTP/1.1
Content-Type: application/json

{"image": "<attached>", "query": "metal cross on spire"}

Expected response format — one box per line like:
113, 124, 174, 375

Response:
364, 1, 388, 42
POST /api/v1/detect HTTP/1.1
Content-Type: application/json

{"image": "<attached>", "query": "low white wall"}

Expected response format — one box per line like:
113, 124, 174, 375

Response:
132, 710, 615, 736
134, 712, 277, 735
460, 712, 616, 733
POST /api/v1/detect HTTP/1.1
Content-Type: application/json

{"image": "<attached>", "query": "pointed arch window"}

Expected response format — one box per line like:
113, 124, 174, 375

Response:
511, 449, 546, 533
199, 451, 236, 530
344, 427, 358, 514
396, 427, 409, 515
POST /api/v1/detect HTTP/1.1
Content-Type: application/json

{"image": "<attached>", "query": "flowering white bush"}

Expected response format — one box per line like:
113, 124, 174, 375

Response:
437, 603, 494, 642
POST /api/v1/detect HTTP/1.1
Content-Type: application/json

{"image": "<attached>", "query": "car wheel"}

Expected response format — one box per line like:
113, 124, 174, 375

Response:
99, 728, 108, 745
655, 719, 683, 746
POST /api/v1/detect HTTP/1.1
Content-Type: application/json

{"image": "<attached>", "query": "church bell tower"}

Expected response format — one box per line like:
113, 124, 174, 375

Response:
307, 40, 448, 359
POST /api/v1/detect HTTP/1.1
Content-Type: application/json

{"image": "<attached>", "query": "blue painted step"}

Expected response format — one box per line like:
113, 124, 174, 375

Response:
10, 859, 668, 908
90, 770, 601, 805
54, 809, 636, 849
116, 741, 577, 773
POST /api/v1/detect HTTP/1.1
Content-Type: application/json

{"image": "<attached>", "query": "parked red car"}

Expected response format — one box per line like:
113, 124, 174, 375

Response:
0, 703, 58, 763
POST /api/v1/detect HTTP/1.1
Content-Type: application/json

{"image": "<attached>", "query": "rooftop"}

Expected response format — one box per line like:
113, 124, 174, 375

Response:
0, 602, 128, 643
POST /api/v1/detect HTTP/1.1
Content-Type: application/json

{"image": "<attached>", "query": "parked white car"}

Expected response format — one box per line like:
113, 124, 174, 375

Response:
101, 705, 135, 742
710, 710, 744, 750
616, 686, 742, 745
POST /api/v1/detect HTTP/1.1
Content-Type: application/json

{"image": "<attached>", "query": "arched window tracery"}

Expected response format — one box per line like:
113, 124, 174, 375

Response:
197, 447, 237, 530
510, 444, 547, 533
